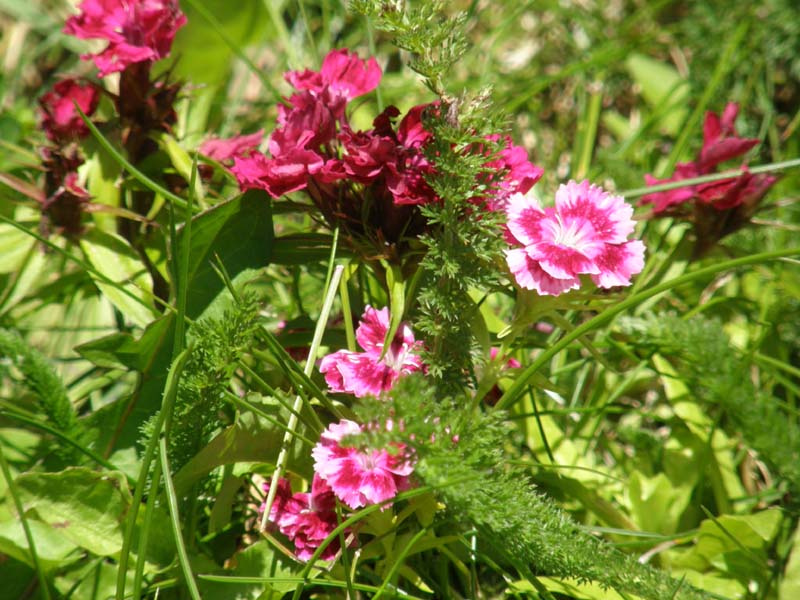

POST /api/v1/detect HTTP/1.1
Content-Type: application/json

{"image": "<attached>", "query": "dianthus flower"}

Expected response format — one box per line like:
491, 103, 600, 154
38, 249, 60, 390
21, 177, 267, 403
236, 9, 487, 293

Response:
312, 419, 414, 509
39, 79, 100, 143
63, 0, 187, 77
285, 48, 381, 114
261, 474, 344, 561
505, 181, 645, 296
641, 103, 776, 213
319, 306, 423, 398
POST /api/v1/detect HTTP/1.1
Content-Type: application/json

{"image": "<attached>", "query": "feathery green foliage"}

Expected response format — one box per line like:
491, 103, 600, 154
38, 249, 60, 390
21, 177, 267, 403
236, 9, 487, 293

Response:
618, 314, 800, 491
141, 294, 263, 471
0, 328, 81, 439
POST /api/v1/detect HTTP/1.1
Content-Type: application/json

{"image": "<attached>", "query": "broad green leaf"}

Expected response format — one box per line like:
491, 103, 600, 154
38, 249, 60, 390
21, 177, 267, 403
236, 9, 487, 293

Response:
54, 558, 135, 600
0, 518, 79, 571
168, 0, 268, 86
511, 577, 633, 600
779, 522, 800, 599
0, 221, 35, 275
625, 53, 689, 136
79, 228, 157, 327
198, 540, 311, 599
626, 471, 692, 535
175, 189, 273, 319
76, 313, 173, 371
15, 467, 132, 557
382, 263, 406, 358
676, 509, 782, 575
173, 399, 313, 494
84, 142, 122, 233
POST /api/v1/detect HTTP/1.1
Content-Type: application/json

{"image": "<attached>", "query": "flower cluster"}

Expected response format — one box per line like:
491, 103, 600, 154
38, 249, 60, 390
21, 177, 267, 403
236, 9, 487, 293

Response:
504, 181, 645, 296
320, 305, 423, 398
63, 0, 187, 77
264, 308, 420, 560
641, 103, 777, 214
34, 79, 101, 236
226, 48, 541, 246
312, 419, 414, 509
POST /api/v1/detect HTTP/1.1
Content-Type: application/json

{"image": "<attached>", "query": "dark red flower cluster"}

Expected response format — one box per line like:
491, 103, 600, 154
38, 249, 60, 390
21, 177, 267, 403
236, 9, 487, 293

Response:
226, 49, 542, 245
35, 78, 102, 237
641, 103, 776, 214
261, 474, 346, 561
39, 79, 100, 143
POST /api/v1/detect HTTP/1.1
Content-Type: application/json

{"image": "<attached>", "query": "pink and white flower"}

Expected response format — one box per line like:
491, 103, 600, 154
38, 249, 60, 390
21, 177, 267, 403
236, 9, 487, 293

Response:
319, 306, 423, 398
261, 474, 344, 561
504, 181, 645, 296
312, 419, 414, 509
63, 0, 187, 77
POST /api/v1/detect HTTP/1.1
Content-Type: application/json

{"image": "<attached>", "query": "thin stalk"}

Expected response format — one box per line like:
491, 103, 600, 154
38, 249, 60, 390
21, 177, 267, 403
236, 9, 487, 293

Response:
260, 265, 345, 531
339, 266, 356, 352
373, 527, 430, 600
115, 346, 193, 600
159, 437, 202, 600
620, 158, 800, 199
131, 458, 162, 600
77, 106, 192, 212
496, 246, 800, 410
0, 443, 51, 600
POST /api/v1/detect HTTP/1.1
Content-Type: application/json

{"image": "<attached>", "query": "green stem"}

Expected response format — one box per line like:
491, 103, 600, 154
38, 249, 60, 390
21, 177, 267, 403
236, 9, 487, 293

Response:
159, 437, 202, 600
496, 246, 800, 410
116, 346, 193, 600
0, 443, 51, 600
620, 157, 800, 199
259, 265, 345, 531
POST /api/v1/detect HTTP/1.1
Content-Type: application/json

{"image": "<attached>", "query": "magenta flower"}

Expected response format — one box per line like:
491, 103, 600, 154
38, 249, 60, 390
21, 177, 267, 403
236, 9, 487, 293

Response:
480, 135, 544, 210
200, 130, 263, 163
63, 0, 187, 77
319, 306, 423, 398
261, 474, 344, 561
505, 181, 645, 296
39, 79, 100, 142
641, 103, 774, 214
312, 419, 414, 510
286, 49, 381, 107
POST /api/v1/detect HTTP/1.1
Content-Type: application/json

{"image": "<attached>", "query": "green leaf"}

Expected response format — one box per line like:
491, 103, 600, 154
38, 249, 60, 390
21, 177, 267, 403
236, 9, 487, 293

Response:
168, 0, 268, 86
198, 540, 312, 599
79, 228, 157, 327
75, 314, 173, 370
627, 471, 692, 535
779, 522, 800, 599
0, 518, 79, 572
175, 190, 273, 319
625, 53, 689, 136
173, 401, 313, 495
15, 468, 132, 557
159, 133, 205, 201
382, 263, 406, 359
